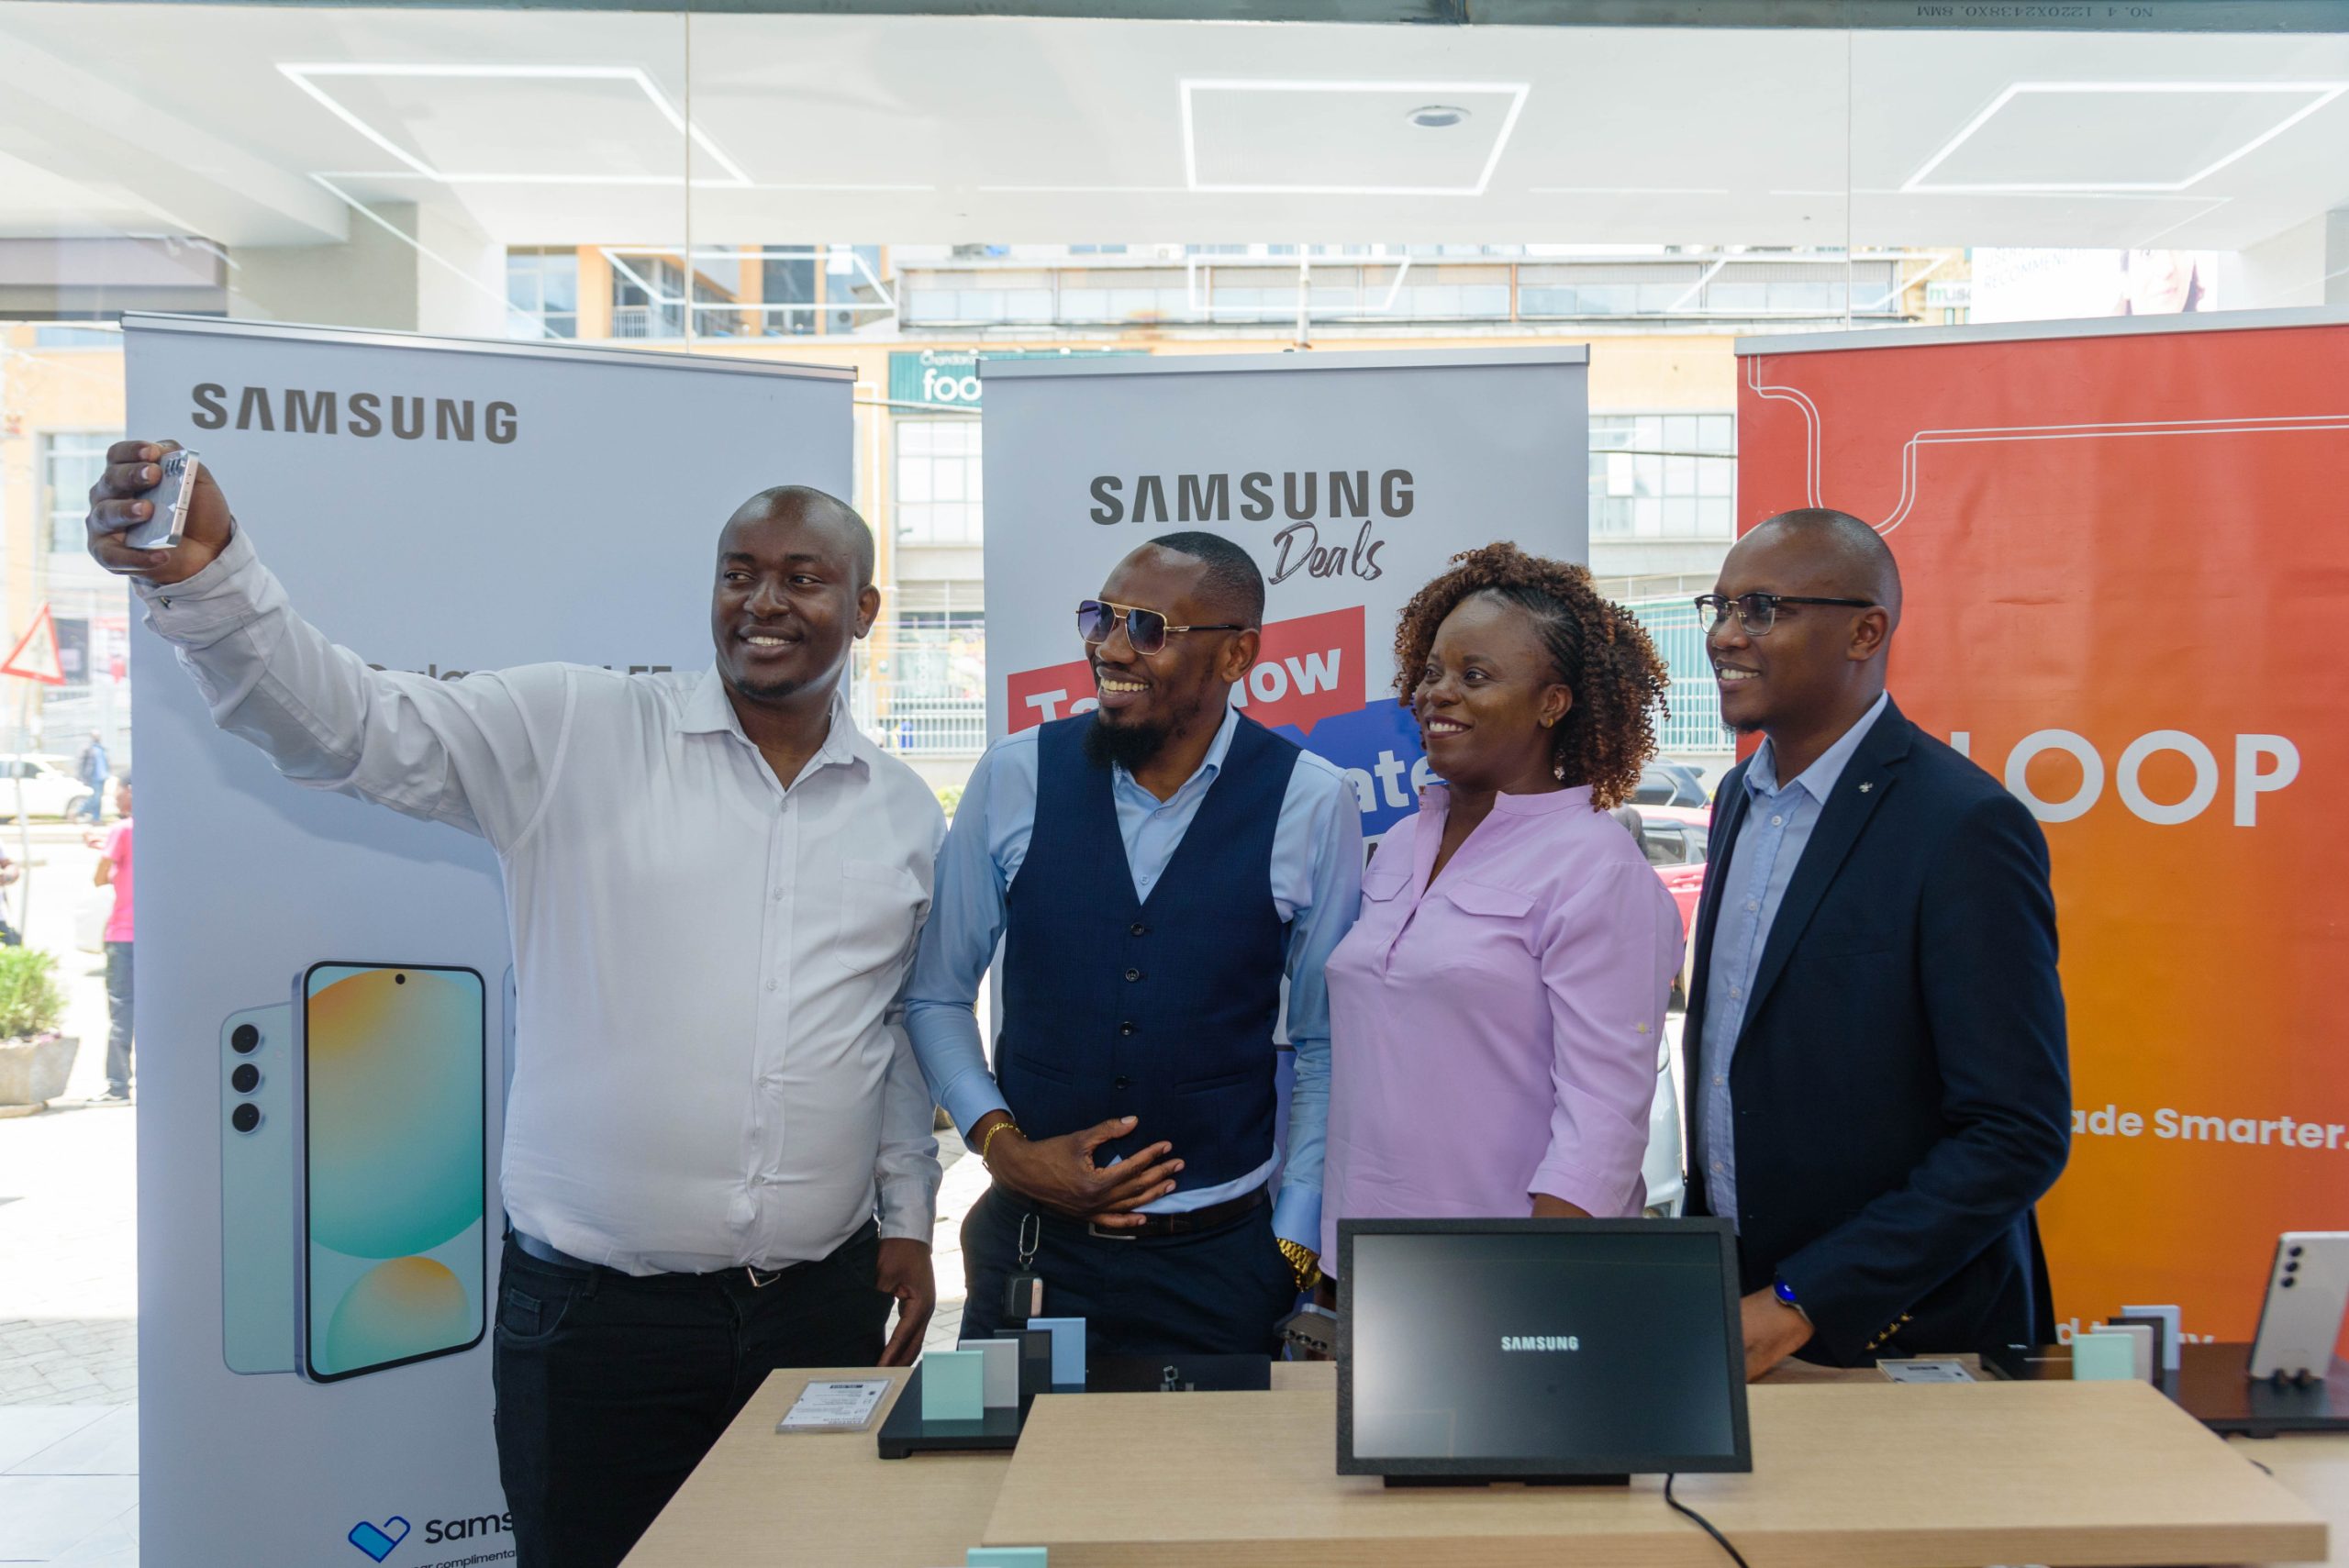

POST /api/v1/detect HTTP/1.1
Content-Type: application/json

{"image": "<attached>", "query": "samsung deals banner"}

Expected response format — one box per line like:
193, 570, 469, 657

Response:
1735, 310, 2347, 1348
980, 349, 1589, 842
125, 316, 851, 1568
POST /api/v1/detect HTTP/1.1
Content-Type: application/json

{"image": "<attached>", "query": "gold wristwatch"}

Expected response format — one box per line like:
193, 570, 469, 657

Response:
1277, 1237, 1321, 1294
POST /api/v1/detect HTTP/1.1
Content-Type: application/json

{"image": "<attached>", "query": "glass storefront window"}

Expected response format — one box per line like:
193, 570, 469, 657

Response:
896, 419, 983, 546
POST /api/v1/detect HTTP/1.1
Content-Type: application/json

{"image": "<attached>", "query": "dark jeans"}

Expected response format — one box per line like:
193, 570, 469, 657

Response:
102, 941, 132, 1096
959, 1185, 1296, 1358
491, 1223, 888, 1568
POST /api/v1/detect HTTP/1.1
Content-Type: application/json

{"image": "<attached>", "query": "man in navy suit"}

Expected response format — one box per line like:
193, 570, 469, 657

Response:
1685, 508, 2069, 1377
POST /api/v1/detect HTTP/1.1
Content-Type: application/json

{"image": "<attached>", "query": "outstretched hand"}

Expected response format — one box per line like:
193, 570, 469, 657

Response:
85, 439, 235, 584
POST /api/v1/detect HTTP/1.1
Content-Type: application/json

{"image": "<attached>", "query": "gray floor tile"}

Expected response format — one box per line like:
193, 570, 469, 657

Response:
0, 1475, 138, 1560
10, 1405, 135, 1475
0, 1407, 106, 1474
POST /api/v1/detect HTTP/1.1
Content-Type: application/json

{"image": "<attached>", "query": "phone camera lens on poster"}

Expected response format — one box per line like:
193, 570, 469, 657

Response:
231, 1024, 260, 1053
231, 1064, 260, 1094
394, 973, 406, 984
231, 1103, 261, 1134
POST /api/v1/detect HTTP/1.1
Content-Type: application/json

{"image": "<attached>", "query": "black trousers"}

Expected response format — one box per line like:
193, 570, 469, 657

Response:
959, 1185, 1296, 1358
490, 1224, 887, 1568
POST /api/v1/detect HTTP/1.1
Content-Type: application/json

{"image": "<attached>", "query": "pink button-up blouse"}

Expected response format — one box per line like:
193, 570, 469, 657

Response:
1321, 784, 1686, 1264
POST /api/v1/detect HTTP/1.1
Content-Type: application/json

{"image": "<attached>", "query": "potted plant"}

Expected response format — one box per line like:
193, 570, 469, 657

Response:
0, 947, 73, 1115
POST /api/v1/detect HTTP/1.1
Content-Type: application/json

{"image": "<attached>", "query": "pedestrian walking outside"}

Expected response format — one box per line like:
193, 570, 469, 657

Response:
75, 731, 108, 824
88, 776, 132, 1102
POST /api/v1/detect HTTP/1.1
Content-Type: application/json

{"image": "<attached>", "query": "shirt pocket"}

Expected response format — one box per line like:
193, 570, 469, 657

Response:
1435, 877, 1534, 924
833, 859, 925, 976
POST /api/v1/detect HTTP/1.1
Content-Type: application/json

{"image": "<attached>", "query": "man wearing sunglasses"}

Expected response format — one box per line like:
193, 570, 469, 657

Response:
907, 530, 1362, 1356
1684, 508, 2068, 1380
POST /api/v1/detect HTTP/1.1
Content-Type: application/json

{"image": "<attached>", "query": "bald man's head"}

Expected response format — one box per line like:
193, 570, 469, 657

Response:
1745, 508, 1901, 628
729, 485, 874, 590
1709, 507, 1899, 742
710, 484, 880, 706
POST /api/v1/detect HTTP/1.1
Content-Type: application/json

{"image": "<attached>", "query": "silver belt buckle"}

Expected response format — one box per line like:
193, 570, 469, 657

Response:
745, 1263, 785, 1287
1086, 1220, 1140, 1242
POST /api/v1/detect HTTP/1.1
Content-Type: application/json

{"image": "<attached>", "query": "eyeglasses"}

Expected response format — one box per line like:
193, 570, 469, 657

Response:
1076, 598, 1250, 657
1694, 592, 1876, 638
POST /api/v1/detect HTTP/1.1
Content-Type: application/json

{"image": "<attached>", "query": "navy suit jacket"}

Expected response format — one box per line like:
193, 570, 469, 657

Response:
1684, 698, 2070, 1365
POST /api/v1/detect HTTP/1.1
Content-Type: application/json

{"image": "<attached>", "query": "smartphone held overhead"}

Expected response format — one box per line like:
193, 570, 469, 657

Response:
126, 448, 199, 551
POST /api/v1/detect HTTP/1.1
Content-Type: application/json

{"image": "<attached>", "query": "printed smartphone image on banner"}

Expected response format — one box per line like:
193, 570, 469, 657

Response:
221, 1003, 295, 1374
298, 963, 486, 1383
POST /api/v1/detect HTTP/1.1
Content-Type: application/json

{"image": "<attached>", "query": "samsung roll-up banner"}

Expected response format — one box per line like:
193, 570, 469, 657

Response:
979, 349, 1589, 845
124, 315, 852, 1568
1735, 307, 2347, 1352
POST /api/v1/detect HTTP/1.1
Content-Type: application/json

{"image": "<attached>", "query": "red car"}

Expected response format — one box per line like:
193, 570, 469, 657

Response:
1631, 802, 1710, 933
1626, 802, 1709, 1010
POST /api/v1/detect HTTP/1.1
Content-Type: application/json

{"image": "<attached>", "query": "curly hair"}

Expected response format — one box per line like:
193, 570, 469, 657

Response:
1391, 540, 1670, 810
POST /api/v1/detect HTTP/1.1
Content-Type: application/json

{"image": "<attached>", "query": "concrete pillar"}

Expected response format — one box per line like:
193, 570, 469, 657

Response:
226, 199, 509, 339
226, 201, 422, 331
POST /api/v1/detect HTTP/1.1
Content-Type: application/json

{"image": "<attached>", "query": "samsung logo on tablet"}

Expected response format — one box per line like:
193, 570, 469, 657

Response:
190, 384, 518, 444
1500, 1335, 1581, 1352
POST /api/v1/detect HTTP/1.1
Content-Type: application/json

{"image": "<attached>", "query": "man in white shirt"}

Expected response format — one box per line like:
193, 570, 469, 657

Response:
88, 440, 943, 1568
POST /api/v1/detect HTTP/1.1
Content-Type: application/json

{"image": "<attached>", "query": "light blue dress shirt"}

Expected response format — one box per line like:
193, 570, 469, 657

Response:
1696, 693, 1889, 1230
905, 704, 1364, 1253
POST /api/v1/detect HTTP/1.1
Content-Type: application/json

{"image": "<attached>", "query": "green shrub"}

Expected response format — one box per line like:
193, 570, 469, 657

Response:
936, 784, 964, 820
0, 947, 64, 1040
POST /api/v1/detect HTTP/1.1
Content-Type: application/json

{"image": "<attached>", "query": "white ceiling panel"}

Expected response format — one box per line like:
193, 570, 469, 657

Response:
0, 5, 2343, 252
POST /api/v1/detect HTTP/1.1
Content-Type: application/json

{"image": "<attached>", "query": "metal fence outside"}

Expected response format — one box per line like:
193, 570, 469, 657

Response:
1621, 595, 1725, 758
850, 679, 987, 758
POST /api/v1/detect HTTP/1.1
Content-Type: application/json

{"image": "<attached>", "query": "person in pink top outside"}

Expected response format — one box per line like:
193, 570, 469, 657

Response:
90, 776, 133, 1102
1323, 543, 1682, 1268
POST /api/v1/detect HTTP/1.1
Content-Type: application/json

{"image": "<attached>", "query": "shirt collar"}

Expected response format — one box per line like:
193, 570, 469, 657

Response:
1746, 690, 1890, 805
1113, 701, 1241, 802
680, 667, 871, 776
1420, 783, 1596, 817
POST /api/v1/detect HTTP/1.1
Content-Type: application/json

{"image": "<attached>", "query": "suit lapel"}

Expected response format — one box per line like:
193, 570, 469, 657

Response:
1740, 703, 1914, 1030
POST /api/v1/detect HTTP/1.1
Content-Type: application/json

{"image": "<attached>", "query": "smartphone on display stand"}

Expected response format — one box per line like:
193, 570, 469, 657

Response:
125, 449, 198, 551
221, 1003, 296, 1374
294, 962, 488, 1384
2248, 1231, 2349, 1382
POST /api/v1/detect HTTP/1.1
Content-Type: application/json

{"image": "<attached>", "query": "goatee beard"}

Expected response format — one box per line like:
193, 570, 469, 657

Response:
1084, 714, 1172, 772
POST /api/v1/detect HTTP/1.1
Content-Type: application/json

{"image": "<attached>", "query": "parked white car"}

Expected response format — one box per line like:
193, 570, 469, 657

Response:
0, 756, 102, 821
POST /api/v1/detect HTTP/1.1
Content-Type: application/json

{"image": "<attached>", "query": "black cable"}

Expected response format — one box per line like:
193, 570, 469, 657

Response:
1664, 1473, 1752, 1568
2247, 1456, 2276, 1477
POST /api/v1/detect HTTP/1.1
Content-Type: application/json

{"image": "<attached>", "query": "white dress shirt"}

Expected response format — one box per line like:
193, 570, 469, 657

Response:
140, 526, 943, 1275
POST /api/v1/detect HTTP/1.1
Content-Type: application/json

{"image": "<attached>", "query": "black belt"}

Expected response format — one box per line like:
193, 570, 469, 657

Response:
1037, 1185, 1265, 1242
508, 1226, 870, 1289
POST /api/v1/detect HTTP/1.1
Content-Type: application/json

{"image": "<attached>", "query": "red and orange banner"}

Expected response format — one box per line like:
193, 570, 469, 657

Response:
1737, 315, 2348, 1348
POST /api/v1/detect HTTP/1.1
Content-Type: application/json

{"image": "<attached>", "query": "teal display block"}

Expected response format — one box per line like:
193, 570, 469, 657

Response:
921, 1350, 985, 1419
966, 1550, 1047, 1567
2072, 1331, 2137, 1382
1029, 1317, 1086, 1386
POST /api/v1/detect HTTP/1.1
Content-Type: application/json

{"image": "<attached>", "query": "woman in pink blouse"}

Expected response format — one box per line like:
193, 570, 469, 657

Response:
1322, 542, 1683, 1265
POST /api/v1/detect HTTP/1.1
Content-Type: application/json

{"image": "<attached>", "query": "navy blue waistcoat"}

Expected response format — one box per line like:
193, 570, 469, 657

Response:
996, 712, 1297, 1188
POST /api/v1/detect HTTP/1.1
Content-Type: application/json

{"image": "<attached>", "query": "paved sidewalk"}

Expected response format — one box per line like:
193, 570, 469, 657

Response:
0, 833, 141, 1565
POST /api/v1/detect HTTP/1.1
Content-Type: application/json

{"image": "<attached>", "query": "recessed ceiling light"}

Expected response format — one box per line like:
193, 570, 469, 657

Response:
1407, 105, 1470, 129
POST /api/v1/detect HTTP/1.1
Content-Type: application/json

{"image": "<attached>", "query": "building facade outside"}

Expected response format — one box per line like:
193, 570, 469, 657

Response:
1, 240, 1973, 795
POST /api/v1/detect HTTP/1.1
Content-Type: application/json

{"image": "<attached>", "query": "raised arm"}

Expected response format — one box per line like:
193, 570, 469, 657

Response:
88, 440, 566, 850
